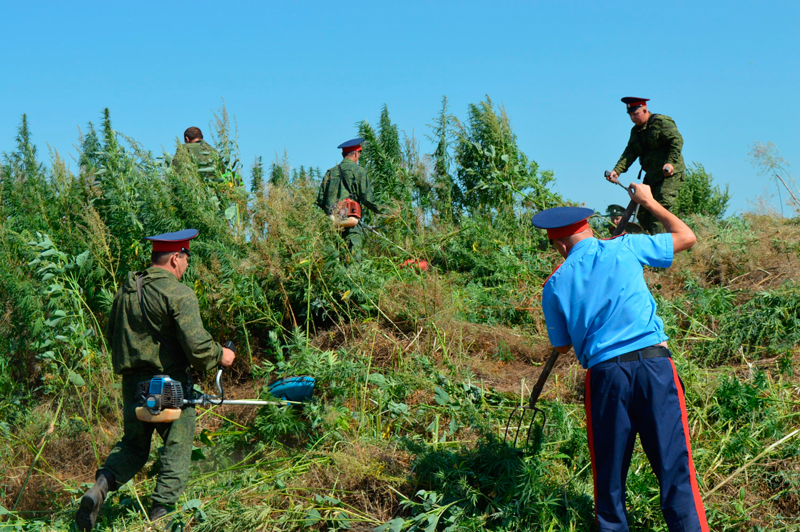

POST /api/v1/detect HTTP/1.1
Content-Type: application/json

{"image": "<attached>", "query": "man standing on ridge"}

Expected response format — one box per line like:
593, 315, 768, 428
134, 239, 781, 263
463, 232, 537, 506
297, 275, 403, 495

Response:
75, 229, 235, 531
316, 138, 381, 263
171, 126, 218, 179
532, 184, 709, 532
606, 97, 685, 234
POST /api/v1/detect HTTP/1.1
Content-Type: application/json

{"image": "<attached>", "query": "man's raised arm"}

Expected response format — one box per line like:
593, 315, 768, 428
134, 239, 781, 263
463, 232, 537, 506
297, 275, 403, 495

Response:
628, 183, 696, 253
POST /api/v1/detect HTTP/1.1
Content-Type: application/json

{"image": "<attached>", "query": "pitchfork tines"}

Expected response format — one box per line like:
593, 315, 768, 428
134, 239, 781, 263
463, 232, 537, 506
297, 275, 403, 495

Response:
504, 348, 560, 448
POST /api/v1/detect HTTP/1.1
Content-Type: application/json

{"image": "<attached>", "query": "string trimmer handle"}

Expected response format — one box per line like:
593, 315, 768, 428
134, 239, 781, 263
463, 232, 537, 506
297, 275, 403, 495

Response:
211, 340, 236, 402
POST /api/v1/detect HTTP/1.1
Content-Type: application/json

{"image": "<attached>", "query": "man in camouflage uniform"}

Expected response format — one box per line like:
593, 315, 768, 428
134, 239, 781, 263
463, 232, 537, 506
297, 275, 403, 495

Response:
75, 229, 235, 531
606, 97, 685, 234
316, 138, 381, 262
171, 127, 218, 179
605, 204, 643, 236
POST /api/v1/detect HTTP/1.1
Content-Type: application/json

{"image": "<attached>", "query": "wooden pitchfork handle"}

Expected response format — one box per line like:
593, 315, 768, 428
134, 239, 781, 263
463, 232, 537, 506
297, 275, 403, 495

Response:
612, 199, 638, 237
605, 171, 637, 237
527, 348, 560, 410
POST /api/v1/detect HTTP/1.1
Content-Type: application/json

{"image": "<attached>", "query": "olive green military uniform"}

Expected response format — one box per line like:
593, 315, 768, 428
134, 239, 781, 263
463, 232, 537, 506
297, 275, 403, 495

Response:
316, 158, 380, 262
613, 114, 685, 234
172, 140, 218, 179
99, 267, 222, 506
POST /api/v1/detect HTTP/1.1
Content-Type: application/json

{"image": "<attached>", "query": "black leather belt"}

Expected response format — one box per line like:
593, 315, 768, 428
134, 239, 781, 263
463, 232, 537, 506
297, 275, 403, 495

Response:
601, 345, 671, 364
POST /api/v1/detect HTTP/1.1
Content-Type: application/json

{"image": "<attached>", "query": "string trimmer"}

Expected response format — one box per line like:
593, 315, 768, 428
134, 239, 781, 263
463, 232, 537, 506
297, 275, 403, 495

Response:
135, 341, 315, 423
504, 348, 560, 448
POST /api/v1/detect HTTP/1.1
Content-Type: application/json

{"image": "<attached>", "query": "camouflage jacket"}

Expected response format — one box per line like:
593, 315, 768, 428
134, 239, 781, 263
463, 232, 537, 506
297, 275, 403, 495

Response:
316, 158, 380, 215
171, 140, 218, 178
613, 114, 685, 181
107, 267, 222, 376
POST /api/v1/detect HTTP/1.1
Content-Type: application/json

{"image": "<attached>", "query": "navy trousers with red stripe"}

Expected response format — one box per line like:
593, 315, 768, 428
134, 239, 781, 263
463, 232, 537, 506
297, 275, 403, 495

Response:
584, 353, 709, 532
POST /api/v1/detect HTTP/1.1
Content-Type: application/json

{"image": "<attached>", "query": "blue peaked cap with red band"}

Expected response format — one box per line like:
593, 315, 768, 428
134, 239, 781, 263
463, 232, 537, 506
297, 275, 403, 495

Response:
338, 138, 364, 153
145, 229, 198, 253
531, 207, 594, 239
531, 207, 594, 229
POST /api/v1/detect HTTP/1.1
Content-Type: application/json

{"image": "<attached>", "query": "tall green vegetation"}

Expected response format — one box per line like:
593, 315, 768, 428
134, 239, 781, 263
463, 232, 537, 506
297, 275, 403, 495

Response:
427, 96, 459, 224
0, 101, 798, 531
454, 96, 559, 218
357, 96, 561, 226
675, 162, 731, 219
359, 105, 411, 208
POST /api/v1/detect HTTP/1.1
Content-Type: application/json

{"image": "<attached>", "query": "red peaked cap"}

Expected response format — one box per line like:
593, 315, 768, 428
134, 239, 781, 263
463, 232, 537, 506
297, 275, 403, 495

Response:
338, 137, 364, 154
145, 229, 199, 253
531, 207, 594, 239
621, 97, 650, 113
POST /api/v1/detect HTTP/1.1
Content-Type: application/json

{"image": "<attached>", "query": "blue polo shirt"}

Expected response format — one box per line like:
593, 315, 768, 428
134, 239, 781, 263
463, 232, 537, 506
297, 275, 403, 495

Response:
542, 233, 673, 369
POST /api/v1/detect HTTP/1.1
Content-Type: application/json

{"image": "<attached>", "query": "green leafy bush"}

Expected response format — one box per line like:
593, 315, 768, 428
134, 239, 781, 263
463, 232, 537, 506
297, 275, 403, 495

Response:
675, 163, 731, 219
693, 283, 800, 364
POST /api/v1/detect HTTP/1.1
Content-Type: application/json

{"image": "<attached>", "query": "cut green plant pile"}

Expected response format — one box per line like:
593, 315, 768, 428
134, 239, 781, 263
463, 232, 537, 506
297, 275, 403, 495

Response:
1, 101, 798, 531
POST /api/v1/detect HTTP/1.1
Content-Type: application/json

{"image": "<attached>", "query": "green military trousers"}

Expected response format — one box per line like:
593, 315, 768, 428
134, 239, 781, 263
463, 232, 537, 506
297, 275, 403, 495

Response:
638, 172, 684, 234
99, 371, 195, 506
342, 225, 365, 264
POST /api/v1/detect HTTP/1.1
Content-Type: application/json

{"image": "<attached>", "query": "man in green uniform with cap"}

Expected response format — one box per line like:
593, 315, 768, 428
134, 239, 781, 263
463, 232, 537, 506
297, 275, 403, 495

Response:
605, 204, 642, 236
316, 138, 381, 263
75, 229, 235, 531
606, 97, 685, 234
171, 127, 218, 179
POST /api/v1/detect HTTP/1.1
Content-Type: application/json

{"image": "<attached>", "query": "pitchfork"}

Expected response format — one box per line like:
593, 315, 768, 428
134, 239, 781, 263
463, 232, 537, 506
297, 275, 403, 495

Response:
504, 347, 560, 448
604, 170, 638, 236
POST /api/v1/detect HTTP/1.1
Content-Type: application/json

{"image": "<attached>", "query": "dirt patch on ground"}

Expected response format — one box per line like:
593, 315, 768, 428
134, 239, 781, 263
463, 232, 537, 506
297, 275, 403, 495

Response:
313, 318, 547, 368
312, 317, 588, 404
4, 416, 120, 514
464, 348, 586, 403
289, 441, 410, 527
435, 320, 544, 364
313, 321, 409, 369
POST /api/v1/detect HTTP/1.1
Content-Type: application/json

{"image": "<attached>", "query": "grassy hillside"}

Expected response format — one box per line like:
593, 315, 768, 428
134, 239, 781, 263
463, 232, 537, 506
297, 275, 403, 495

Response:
1, 104, 798, 531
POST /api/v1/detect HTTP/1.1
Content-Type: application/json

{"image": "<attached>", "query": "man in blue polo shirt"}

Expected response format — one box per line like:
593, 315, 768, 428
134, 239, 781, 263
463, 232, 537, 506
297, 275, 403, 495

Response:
533, 183, 708, 532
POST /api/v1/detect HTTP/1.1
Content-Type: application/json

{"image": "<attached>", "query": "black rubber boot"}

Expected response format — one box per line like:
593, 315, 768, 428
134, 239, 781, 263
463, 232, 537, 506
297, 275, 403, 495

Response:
75, 472, 114, 531
149, 503, 169, 522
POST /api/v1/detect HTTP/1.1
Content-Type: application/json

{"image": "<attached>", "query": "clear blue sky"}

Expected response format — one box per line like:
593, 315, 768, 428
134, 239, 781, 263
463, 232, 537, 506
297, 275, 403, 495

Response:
2, 1, 798, 216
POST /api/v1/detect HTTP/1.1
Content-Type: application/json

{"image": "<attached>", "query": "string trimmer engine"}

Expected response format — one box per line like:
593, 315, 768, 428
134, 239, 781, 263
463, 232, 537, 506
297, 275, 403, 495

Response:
136, 376, 184, 417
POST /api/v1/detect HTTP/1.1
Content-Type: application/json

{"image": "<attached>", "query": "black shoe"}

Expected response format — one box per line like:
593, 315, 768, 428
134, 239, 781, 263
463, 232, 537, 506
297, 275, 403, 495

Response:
75, 474, 111, 531
150, 503, 169, 522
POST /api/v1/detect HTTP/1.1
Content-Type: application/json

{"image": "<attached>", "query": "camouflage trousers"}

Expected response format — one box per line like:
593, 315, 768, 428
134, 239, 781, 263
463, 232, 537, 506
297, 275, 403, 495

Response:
99, 370, 195, 506
638, 172, 684, 234
342, 225, 364, 264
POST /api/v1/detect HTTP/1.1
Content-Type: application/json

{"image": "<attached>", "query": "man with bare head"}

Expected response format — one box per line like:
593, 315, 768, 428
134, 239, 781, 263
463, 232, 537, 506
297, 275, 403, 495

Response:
171, 126, 218, 179
183, 126, 203, 144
